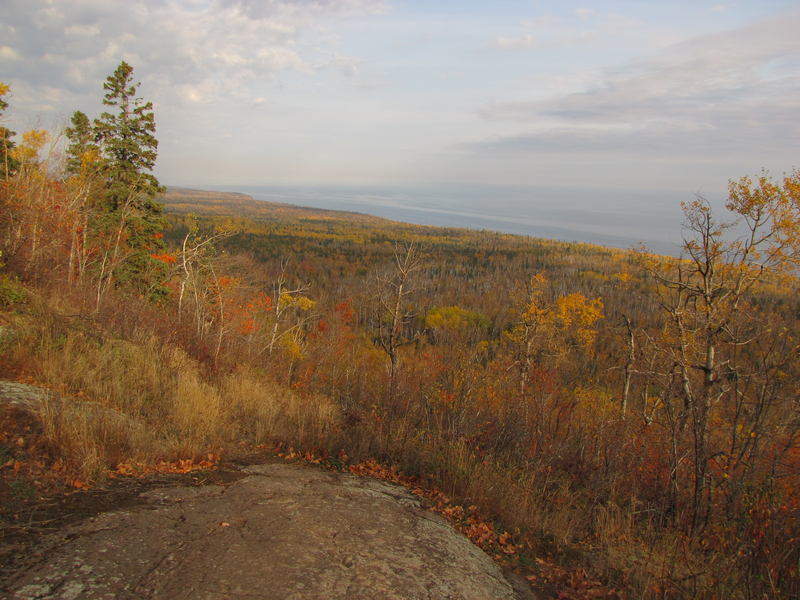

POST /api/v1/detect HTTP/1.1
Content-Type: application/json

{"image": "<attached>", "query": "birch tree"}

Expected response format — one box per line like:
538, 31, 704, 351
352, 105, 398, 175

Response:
634, 170, 800, 531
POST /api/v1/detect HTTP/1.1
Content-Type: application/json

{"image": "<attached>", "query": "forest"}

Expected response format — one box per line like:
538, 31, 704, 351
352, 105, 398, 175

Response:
1, 65, 799, 599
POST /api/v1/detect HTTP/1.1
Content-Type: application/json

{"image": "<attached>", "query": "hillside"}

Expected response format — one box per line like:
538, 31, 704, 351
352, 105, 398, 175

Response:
0, 178, 799, 599
165, 186, 392, 224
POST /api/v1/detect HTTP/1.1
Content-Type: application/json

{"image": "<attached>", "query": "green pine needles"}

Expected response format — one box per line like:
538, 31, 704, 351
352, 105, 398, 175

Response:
94, 61, 164, 211
64, 62, 169, 301
0, 83, 18, 180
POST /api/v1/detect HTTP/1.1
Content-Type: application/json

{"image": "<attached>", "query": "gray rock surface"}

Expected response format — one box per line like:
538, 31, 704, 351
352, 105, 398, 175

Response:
0, 382, 50, 411
4, 462, 535, 599
0, 381, 140, 431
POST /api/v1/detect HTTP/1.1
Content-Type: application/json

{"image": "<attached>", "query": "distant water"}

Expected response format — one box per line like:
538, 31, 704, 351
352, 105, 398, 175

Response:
187, 183, 730, 257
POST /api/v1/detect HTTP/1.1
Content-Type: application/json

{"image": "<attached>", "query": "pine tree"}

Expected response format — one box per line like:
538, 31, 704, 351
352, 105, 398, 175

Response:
0, 83, 18, 180
91, 63, 168, 300
65, 110, 100, 177
93, 62, 164, 211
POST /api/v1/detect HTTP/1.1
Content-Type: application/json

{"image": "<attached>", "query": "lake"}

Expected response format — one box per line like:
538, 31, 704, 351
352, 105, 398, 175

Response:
187, 182, 731, 257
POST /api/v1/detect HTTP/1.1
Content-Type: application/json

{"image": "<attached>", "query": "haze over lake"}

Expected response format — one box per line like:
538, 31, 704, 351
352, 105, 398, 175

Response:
195, 183, 729, 257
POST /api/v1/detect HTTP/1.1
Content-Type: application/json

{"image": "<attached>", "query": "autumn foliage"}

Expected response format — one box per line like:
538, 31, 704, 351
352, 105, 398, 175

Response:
0, 76, 799, 598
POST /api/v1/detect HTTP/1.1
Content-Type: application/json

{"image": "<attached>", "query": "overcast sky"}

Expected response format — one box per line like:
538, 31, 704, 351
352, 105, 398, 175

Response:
1, 0, 799, 193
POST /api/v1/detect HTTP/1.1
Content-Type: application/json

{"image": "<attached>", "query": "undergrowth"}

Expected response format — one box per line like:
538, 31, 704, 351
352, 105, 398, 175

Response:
0, 281, 793, 600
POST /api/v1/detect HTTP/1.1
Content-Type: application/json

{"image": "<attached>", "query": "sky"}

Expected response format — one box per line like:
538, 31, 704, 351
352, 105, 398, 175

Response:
1, 0, 799, 195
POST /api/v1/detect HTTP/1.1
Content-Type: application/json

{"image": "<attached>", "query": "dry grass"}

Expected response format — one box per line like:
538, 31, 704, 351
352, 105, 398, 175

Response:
37, 393, 159, 482
359, 419, 753, 599
0, 289, 783, 599
0, 296, 341, 482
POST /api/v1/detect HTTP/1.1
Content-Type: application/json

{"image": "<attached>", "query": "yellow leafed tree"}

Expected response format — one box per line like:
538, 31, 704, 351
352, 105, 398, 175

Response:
509, 273, 603, 396
633, 169, 800, 532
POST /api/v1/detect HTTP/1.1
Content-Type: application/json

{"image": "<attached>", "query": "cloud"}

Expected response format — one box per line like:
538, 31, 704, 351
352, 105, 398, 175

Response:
466, 109, 798, 162
489, 11, 638, 51
252, 47, 309, 75
708, 4, 737, 13
64, 24, 101, 37
520, 15, 560, 29
2, 0, 794, 191
218, 0, 390, 20
0, 46, 20, 60
487, 34, 538, 49
315, 53, 365, 76
0, 0, 379, 113
483, 14, 800, 122
473, 11, 800, 165
463, 11, 800, 191
352, 79, 386, 91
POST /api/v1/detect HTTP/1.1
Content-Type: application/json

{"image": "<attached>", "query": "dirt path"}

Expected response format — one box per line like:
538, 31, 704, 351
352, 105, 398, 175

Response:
2, 458, 538, 600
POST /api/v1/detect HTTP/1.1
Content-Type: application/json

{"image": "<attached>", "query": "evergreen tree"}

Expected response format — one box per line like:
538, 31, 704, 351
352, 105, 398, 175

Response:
91, 62, 168, 300
0, 83, 19, 180
64, 110, 100, 177
93, 62, 164, 211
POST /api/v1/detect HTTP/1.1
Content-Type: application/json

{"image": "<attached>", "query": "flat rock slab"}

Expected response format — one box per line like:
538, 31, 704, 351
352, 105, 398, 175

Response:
0, 382, 51, 411
4, 463, 531, 599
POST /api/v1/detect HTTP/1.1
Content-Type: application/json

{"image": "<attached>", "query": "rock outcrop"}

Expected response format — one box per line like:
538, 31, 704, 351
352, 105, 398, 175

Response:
5, 462, 536, 599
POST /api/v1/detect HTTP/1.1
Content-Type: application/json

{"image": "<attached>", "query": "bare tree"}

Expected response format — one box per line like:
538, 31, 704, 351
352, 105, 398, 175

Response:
265, 256, 314, 357
374, 241, 426, 402
175, 214, 236, 332
634, 172, 800, 531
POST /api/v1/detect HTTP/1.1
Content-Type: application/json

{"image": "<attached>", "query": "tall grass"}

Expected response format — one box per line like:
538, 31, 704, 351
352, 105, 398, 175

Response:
38, 392, 158, 481
1, 290, 340, 481
1, 285, 794, 599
